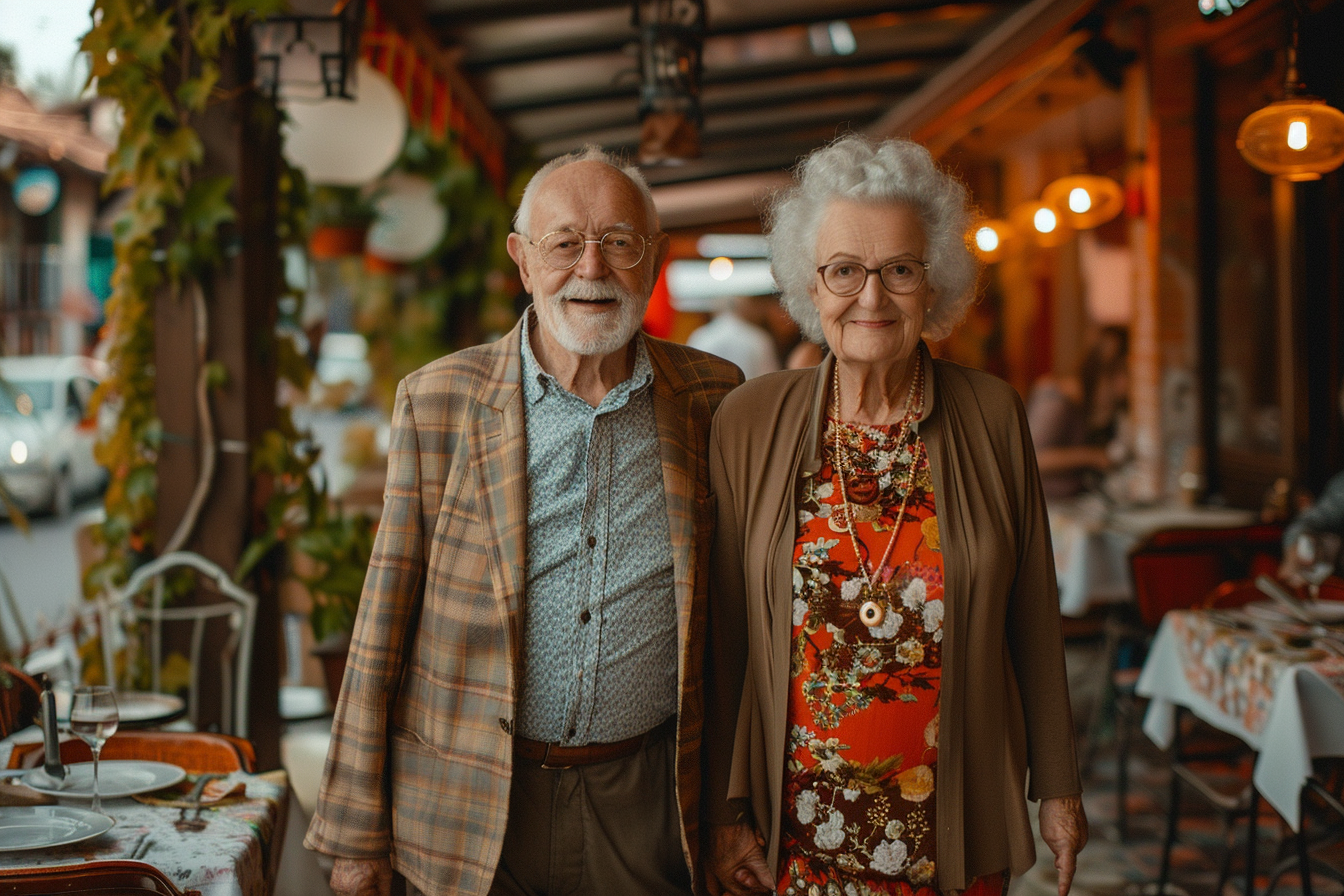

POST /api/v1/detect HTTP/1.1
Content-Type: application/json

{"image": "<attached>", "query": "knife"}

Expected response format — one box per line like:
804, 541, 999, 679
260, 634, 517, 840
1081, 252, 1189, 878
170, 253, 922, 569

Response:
39, 676, 66, 783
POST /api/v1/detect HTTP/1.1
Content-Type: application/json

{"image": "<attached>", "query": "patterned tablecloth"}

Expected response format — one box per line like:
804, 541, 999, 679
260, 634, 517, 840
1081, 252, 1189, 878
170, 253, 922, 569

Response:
1136, 609, 1344, 829
0, 759, 288, 896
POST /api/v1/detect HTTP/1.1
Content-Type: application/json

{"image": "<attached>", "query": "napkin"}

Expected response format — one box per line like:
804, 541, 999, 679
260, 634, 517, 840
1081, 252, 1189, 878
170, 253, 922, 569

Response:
133, 775, 247, 808
0, 783, 57, 807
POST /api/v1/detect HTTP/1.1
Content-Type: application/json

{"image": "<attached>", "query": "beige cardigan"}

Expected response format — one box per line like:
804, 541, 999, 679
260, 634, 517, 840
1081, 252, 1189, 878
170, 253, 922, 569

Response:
702, 345, 1081, 890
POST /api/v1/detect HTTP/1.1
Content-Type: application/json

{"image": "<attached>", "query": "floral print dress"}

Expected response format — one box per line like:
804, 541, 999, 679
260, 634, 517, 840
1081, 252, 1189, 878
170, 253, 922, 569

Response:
779, 414, 951, 896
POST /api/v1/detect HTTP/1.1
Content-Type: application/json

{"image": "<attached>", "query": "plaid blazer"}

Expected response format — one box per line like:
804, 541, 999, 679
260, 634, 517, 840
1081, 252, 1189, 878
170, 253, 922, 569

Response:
304, 318, 742, 896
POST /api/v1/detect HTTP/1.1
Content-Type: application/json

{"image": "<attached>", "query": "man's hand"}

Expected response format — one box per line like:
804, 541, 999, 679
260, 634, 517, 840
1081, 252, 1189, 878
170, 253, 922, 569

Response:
704, 822, 775, 896
330, 857, 394, 896
1039, 795, 1088, 896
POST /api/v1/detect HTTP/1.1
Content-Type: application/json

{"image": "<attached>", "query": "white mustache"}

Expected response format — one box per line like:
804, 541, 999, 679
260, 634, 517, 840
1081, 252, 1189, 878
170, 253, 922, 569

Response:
557, 279, 635, 304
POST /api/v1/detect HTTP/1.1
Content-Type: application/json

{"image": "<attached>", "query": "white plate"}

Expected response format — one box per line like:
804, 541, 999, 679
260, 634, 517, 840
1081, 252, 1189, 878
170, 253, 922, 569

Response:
21, 760, 186, 800
0, 805, 114, 851
115, 691, 187, 727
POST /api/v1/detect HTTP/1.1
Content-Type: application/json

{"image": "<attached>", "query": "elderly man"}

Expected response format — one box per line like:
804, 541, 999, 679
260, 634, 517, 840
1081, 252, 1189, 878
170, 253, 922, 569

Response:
304, 147, 742, 896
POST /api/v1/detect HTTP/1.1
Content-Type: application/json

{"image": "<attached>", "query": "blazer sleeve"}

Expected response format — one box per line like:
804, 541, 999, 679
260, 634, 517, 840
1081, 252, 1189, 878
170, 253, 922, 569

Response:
305, 377, 430, 857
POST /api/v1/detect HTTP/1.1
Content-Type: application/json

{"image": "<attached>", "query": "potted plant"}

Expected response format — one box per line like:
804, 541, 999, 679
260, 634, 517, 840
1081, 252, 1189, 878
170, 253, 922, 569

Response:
307, 184, 378, 260
237, 424, 374, 703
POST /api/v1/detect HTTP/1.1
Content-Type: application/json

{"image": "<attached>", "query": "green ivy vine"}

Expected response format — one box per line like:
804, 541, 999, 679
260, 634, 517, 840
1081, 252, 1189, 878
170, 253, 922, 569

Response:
80, 0, 284, 597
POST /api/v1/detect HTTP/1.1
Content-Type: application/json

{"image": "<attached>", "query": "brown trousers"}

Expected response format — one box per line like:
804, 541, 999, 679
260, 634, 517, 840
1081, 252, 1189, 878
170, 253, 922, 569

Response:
486, 723, 692, 896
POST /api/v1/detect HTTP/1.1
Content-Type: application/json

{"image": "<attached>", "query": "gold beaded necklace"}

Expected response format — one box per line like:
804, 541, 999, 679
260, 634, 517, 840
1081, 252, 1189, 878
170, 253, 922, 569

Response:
830, 355, 926, 628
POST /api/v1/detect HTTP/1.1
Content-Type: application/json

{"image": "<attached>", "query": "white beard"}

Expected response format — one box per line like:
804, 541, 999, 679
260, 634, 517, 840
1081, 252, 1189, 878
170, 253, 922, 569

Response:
540, 278, 649, 356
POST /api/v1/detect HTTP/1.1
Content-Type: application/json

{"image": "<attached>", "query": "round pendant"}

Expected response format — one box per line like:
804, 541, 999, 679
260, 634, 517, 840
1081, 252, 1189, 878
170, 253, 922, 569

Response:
846, 474, 880, 505
859, 600, 885, 627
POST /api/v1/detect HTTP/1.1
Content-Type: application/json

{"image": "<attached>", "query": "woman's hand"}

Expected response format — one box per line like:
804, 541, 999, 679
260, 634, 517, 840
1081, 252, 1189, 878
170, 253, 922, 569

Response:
329, 857, 393, 896
1039, 795, 1088, 896
704, 822, 776, 895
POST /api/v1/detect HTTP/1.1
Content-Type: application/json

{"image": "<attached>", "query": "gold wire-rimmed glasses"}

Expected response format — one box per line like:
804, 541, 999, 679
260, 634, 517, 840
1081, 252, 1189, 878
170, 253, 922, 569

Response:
816, 258, 930, 296
527, 230, 649, 270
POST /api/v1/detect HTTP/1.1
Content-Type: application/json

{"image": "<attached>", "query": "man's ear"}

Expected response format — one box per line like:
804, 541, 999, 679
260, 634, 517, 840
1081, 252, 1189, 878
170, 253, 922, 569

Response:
648, 231, 671, 278
507, 232, 534, 293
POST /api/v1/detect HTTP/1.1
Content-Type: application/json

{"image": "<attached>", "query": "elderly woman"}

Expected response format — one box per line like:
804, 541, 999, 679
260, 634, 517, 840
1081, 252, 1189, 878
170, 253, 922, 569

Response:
702, 136, 1087, 896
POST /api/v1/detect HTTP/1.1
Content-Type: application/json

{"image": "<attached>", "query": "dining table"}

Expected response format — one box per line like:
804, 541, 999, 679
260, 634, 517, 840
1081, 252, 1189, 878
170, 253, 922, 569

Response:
1049, 495, 1256, 617
1135, 605, 1344, 829
0, 735, 289, 896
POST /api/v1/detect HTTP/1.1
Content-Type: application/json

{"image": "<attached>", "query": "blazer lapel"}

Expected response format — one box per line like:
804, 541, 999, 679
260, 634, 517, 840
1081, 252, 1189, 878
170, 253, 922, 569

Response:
471, 322, 529, 670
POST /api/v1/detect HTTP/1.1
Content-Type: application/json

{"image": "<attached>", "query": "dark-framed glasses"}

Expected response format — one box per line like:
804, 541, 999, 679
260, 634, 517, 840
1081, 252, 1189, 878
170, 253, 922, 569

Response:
529, 230, 649, 270
817, 258, 930, 296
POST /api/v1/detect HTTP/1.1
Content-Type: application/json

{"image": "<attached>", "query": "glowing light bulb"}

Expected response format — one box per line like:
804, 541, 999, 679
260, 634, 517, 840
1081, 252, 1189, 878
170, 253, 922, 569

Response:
1287, 119, 1309, 151
10, 441, 27, 465
1034, 207, 1058, 234
975, 226, 1000, 252
1068, 187, 1092, 214
708, 256, 734, 280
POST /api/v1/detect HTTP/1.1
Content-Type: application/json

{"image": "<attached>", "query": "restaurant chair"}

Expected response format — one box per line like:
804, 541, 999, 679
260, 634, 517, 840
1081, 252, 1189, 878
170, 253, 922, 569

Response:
5, 730, 257, 775
0, 859, 201, 895
1101, 523, 1283, 840
0, 664, 41, 740
98, 551, 257, 738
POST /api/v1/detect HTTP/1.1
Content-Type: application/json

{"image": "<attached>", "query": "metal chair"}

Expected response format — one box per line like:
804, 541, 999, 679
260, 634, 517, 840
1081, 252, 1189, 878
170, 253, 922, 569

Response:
0, 663, 40, 739
0, 860, 200, 895
98, 551, 257, 738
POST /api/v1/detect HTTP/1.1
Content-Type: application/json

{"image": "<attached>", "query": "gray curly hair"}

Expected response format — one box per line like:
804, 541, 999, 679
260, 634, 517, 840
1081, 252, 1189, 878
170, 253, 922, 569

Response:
767, 135, 979, 344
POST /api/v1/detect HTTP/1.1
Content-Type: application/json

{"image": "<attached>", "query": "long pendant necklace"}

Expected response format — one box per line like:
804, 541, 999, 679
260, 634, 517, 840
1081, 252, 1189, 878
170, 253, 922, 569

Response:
830, 356, 926, 628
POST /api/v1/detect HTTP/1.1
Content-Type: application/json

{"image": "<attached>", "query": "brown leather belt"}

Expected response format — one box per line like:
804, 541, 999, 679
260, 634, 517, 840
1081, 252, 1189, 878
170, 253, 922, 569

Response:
514, 716, 675, 769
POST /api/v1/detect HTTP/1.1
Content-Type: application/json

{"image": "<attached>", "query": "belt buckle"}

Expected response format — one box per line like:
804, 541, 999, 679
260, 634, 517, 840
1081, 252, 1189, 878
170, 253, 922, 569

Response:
540, 742, 572, 770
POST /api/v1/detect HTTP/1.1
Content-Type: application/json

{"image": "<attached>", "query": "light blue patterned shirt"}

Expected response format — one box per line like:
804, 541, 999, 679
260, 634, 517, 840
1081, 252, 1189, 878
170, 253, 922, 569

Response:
516, 311, 677, 744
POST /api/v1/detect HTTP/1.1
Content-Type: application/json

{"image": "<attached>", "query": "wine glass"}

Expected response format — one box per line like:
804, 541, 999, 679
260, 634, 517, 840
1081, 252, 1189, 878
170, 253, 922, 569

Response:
1294, 531, 1342, 603
70, 686, 119, 815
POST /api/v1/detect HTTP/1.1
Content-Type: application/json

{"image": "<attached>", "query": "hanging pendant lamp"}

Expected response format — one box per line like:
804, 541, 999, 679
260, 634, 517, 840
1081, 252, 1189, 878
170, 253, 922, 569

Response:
1041, 172, 1124, 229
1236, 16, 1344, 181
970, 219, 1015, 263
1011, 201, 1072, 248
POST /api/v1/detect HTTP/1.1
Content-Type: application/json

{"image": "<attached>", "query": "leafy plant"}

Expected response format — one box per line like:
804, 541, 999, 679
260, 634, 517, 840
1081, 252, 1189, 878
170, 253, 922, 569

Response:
80, 0, 285, 598
309, 183, 379, 230
235, 424, 373, 643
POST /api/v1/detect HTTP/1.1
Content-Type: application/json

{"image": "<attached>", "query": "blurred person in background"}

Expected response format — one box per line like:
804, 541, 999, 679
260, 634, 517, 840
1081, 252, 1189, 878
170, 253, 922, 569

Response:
1026, 325, 1131, 501
701, 135, 1086, 896
688, 294, 783, 380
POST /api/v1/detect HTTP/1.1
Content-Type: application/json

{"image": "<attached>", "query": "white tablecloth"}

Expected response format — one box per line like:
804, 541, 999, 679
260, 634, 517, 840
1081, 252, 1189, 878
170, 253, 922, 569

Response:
1050, 498, 1255, 617
1136, 610, 1344, 829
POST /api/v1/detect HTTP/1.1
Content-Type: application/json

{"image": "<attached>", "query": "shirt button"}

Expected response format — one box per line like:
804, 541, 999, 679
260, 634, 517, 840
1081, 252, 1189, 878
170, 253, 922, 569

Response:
580, 610, 591, 624
587, 535, 596, 548
499, 718, 512, 734
567, 727, 577, 739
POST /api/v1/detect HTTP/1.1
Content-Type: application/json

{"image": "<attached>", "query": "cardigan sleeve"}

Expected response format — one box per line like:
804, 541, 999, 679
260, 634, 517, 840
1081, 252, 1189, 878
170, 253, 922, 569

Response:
1003, 388, 1083, 801
701, 404, 756, 827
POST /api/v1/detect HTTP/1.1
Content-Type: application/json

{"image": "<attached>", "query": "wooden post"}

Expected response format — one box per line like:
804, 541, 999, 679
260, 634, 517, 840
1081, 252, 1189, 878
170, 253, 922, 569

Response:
154, 37, 282, 769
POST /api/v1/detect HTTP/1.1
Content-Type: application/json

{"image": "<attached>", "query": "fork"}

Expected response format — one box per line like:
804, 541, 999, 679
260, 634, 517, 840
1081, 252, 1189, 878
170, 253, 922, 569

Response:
174, 773, 224, 832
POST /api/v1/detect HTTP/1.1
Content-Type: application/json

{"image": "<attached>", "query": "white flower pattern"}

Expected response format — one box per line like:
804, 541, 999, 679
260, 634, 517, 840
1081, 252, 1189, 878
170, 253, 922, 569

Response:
814, 809, 847, 851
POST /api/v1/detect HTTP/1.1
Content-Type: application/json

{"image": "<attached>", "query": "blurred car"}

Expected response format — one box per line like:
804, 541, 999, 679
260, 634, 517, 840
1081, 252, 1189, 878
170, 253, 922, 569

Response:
0, 355, 109, 518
